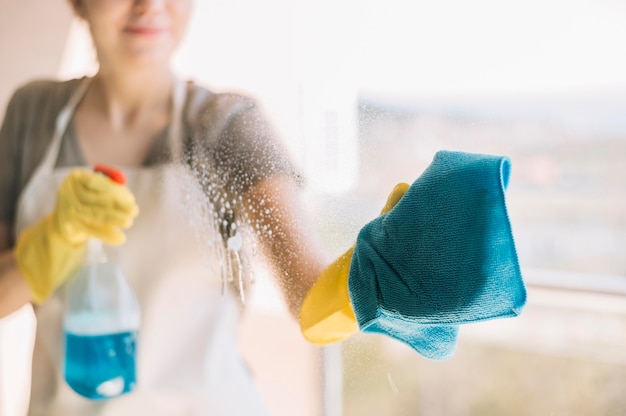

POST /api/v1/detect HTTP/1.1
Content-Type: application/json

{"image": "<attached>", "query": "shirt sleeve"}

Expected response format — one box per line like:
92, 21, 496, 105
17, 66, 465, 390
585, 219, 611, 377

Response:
0, 89, 24, 224
214, 98, 302, 193
0, 78, 87, 226
188, 92, 302, 198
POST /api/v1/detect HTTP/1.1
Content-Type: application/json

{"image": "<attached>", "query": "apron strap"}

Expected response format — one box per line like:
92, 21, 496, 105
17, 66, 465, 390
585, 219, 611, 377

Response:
35, 77, 91, 177
167, 79, 188, 162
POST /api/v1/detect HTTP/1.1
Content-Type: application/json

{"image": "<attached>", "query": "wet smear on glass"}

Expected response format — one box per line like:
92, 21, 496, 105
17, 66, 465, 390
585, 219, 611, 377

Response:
387, 372, 400, 396
168, 107, 297, 304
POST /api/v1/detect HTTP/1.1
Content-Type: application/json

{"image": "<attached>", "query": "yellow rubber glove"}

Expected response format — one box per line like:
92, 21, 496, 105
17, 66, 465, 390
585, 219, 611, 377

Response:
15, 169, 139, 304
299, 182, 410, 345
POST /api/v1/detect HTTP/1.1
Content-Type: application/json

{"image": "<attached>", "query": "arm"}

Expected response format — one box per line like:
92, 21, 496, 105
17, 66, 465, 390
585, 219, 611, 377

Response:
242, 174, 328, 318
197, 94, 329, 317
0, 86, 32, 318
0, 222, 31, 318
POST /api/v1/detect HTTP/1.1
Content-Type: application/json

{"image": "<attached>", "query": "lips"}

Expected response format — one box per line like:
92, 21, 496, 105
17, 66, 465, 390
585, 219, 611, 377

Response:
124, 26, 168, 35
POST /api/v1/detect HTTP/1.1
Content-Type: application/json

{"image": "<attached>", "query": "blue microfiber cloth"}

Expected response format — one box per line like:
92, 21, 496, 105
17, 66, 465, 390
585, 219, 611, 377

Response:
348, 150, 526, 360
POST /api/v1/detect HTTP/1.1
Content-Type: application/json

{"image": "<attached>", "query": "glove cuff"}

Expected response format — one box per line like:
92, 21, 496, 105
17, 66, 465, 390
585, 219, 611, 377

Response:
15, 215, 86, 304
299, 247, 359, 345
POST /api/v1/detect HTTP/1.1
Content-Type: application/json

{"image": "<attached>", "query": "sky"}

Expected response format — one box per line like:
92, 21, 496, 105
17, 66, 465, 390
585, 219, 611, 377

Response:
353, 0, 626, 98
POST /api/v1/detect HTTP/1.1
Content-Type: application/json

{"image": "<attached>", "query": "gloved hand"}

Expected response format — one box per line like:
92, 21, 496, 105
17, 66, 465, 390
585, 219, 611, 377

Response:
15, 168, 139, 304
300, 151, 525, 361
299, 182, 409, 345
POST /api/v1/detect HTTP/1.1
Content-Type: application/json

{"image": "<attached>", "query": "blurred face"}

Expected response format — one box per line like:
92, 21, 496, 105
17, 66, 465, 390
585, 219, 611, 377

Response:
71, 0, 193, 69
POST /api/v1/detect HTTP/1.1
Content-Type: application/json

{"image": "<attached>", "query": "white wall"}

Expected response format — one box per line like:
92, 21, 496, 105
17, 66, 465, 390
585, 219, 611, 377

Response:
0, 0, 74, 111
0, 3, 74, 414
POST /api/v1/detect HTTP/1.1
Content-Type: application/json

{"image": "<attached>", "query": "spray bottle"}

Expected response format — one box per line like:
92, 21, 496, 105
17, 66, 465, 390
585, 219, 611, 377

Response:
63, 165, 140, 399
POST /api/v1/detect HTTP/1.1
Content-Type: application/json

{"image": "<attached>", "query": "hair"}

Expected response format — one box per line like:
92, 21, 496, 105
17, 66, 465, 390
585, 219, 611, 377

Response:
67, 0, 83, 16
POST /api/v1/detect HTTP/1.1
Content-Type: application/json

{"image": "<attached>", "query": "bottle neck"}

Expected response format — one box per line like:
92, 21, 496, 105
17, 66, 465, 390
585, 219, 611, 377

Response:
86, 238, 108, 264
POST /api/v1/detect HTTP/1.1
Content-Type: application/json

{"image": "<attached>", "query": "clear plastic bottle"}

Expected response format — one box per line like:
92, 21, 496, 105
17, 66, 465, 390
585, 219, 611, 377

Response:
63, 238, 140, 400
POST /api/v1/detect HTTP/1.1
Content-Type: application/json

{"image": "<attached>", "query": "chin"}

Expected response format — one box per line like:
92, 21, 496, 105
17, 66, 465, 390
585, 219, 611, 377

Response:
124, 46, 175, 68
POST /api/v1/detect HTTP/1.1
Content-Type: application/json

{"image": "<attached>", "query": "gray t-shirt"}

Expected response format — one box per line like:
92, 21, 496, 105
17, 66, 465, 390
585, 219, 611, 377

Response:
0, 78, 299, 230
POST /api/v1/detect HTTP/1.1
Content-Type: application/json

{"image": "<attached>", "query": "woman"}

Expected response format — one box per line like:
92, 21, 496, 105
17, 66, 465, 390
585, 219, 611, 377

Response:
0, 0, 328, 414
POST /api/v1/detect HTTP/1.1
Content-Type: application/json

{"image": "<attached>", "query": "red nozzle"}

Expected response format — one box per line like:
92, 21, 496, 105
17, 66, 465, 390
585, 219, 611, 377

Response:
94, 164, 127, 185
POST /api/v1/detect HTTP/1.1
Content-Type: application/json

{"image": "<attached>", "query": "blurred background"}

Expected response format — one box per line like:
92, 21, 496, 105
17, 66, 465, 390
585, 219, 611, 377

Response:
1, 0, 625, 415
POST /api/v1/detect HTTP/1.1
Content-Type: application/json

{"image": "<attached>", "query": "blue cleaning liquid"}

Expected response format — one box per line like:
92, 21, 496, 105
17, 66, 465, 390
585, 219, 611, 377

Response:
64, 331, 137, 399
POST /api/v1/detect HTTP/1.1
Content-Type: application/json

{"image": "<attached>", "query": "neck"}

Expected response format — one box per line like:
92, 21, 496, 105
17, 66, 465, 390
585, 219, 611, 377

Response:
88, 67, 176, 128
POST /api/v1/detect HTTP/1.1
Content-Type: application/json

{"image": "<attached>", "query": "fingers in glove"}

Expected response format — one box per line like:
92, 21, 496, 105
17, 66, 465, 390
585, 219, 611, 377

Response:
72, 205, 137, 229
60, 217, 128, 246
73, 172, 138, 214
81, 223, 127, 245
60, 171, 139, 224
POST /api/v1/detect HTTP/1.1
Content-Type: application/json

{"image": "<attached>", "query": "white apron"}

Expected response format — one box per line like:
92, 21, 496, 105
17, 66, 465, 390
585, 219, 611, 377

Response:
13, 78, 268, 416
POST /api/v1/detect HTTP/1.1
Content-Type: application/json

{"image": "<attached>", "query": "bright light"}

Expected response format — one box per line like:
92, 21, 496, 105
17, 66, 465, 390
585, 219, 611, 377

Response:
355, 0, 626, 97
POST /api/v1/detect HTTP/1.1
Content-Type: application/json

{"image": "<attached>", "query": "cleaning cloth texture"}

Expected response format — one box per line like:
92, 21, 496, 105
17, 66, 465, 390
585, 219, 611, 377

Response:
348, 150, 526, 360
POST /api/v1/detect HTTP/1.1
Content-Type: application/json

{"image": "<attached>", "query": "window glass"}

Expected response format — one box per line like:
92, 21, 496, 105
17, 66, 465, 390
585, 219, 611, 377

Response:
318, 1, 626, 414
1, 1, 625, 415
